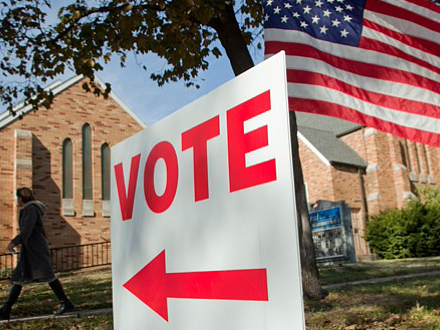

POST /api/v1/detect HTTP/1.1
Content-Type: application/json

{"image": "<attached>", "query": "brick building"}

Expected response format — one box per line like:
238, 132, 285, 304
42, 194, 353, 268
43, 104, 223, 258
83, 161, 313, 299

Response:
297, 112, 440, 260
1, 75, 438, 263
0, 75, 145, 254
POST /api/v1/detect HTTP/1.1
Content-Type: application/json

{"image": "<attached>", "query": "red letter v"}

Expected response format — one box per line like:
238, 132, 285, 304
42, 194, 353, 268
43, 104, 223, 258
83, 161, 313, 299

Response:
114, 154, 141, 221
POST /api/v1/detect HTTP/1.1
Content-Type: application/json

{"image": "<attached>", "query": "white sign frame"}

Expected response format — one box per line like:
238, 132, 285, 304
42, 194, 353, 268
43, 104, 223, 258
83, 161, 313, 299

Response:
111, 51, 305, 330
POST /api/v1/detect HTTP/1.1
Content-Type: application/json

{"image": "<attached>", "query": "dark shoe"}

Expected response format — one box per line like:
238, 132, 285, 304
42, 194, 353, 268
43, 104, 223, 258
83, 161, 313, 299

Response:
53, 301, 74, 315
0, 306, 10, 321
0, 284, 22, 321
49, 279, 74, 315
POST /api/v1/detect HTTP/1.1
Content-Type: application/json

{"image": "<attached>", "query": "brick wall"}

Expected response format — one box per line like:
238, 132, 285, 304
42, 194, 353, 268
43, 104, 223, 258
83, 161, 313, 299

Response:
0, 78, 144, 249
0, 126, 15, 253
298, 138, 334, 203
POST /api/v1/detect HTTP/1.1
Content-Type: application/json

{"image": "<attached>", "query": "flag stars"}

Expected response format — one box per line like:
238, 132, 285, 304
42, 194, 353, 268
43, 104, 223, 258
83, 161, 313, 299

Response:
343, 15, 352, 22
311, 15, 321, 24
332, 19, 341, 27
274, 6, 281, 14
281, 15, 289, 23
340, 29, 349, 37
303, 5, 312, 13
284, 2, 293, 9
335, 6, 343, 12
323, 9, 331, 17
292, 11, 300, 18
266, 0, 274, 5
320, 25, 329, 34
296, 0, 303, 4
346, 4, 354, 10
315, 0, 324, 7
300, 21, 309, 28
327, 0, 335, 3
264, 13, 270, 21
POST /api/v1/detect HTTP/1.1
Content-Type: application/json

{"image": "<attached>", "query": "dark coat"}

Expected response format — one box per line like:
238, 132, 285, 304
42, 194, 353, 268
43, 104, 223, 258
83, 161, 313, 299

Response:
11, 201, 55, 283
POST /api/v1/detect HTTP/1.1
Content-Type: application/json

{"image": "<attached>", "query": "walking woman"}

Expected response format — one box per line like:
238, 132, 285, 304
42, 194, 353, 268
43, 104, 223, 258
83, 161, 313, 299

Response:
0, 187, 74, 320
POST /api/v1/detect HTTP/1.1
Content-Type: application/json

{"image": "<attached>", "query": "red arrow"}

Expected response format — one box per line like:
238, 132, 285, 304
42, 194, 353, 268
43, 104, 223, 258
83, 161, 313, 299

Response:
123, 250, 269, 321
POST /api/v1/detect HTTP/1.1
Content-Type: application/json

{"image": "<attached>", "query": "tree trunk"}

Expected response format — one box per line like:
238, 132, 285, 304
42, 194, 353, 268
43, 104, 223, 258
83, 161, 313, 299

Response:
289, 111, 326, 300
210, 4, 325, 300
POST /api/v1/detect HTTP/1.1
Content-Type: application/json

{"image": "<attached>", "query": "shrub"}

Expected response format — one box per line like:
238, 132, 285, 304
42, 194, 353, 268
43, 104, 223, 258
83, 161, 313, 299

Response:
365, 193, 440, 259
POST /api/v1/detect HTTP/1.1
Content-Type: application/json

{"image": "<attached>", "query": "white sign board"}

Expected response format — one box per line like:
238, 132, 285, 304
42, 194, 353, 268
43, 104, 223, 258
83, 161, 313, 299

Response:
111, 52, 305, 330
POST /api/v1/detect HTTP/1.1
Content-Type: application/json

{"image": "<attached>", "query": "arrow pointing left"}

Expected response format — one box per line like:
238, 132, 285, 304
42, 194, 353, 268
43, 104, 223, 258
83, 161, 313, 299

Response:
123, 250, 269, 321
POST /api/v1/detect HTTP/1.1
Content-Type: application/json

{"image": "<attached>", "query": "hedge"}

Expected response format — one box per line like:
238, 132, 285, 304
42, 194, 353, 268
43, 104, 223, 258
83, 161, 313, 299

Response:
365, 188, 440, 259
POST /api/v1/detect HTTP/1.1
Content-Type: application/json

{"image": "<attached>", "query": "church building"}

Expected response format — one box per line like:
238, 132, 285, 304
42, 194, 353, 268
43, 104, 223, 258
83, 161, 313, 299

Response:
0, 75, 145, 254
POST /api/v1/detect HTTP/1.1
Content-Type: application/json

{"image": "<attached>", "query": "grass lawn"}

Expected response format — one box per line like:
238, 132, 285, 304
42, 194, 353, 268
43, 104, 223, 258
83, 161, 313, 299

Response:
0, 257, 439, 329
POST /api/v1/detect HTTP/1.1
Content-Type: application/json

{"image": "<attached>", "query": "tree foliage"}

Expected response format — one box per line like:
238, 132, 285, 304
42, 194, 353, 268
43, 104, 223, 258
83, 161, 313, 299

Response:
0, 0, 262, 113
0, 0, 326, 300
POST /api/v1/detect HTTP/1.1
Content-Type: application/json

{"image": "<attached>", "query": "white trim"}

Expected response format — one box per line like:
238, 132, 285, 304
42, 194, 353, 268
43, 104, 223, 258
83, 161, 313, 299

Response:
0, 76, 84, 129
394, 163, 407, 171
16, 159, 32, 168
0, 74, 147, 129
364, 128, 378, 137
94, 76, 147, 129
298, 132, 331, 166
366, 163, 380, 173
367, 192, 381, 201
402, 191, 416, 200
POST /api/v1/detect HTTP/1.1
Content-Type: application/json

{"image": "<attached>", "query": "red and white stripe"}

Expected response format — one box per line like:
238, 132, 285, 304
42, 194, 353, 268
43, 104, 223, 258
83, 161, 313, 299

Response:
265, 0, 440, 146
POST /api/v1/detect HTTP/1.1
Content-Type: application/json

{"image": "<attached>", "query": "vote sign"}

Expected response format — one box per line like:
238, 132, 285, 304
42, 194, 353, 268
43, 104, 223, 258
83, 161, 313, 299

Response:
111, 52, 305, 330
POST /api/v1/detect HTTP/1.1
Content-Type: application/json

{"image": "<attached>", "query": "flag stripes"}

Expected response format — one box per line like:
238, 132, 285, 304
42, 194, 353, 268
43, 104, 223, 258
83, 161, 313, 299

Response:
264, 0, 440, 146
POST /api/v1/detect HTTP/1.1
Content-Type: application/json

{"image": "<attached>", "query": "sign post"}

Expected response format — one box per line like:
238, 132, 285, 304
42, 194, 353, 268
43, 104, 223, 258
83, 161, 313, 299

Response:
111, 52, 305, 330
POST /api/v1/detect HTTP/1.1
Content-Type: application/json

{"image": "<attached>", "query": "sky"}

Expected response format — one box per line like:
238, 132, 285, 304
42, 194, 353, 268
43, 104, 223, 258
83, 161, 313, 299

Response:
0, 2, 265, 126
98, 48, 263, 126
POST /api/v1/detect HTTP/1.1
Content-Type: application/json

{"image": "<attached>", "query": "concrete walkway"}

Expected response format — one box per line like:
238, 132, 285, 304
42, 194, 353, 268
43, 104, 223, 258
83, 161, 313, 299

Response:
0, 308, 112, 324
1, 270, 439, 324
322, 270, 440, 290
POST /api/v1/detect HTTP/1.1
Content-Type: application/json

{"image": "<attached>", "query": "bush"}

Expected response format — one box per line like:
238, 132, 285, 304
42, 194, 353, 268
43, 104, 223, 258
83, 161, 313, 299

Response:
365, 192, 440, 259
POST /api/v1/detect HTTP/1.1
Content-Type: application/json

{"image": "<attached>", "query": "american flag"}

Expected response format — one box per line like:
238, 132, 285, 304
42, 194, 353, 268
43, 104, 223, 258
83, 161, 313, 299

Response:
263, 0, 440, 147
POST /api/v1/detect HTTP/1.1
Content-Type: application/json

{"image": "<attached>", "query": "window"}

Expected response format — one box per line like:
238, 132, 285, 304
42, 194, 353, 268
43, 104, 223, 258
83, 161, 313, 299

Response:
423, 145, 430, 175
413, 142, 421, 173
101, 143, 110, 201
62, 139, 73, 199
82, 124, 93, 199
398, 141, 407, 167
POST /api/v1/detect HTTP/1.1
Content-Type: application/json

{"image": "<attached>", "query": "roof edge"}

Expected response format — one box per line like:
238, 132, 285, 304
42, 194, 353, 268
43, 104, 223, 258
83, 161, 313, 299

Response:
335, 125, 364, 138
94, 76, 146, 129
0, 74, 147, 130
0, 75, 84, 129
329, 160, 367, 169
297, 131, 331, 166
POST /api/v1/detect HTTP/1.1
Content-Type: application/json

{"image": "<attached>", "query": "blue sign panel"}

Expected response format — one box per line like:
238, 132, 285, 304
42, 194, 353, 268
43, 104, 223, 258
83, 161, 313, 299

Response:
309, 207, 342, 230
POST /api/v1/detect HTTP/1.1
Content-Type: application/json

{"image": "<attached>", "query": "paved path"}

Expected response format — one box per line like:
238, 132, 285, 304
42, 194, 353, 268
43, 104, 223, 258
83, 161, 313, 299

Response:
0, 308, 112, 324
1, 271, 439, 324
322, 270, 440, 290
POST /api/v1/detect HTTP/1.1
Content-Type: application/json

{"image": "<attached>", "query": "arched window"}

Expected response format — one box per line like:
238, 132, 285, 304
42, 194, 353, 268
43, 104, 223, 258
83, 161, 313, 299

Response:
82, 124, 93, 200
62, 138, 73, 199
423, 145, 431, 175
398, 141, 407, 168
101, 143, 110, 201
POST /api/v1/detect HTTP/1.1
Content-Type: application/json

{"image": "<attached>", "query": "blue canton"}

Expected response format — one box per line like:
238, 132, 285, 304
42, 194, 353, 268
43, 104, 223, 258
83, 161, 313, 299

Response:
263, 0, 367, 46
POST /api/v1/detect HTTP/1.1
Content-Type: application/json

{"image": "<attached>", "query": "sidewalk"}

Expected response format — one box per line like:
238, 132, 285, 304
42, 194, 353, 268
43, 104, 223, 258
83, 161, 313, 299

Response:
322, 270, 440, 290
0, 307, 112, 324
1, 270, 439, 324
